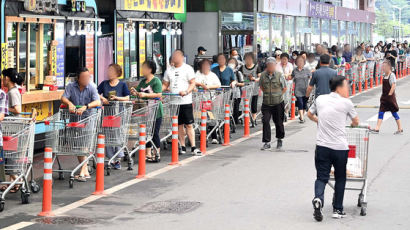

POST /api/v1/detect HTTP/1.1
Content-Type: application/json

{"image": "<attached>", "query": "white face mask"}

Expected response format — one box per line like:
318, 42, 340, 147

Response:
292, 55, 297, 59
228, 64, 236, 69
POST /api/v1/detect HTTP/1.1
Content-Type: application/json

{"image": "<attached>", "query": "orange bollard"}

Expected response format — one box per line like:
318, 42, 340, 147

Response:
200, 110, 207, 154
243, 99, 250, 137
352, 73, 356, 96
93, 135, 105, 195
38, 147, 54, 216
358, 69, 362, 93
136, 124, 146, 178
364, 69, 368, 91
169, 116, 180, 165
375, 63, 379, 86
290, 84, 296, 120
222, 104, 231, 146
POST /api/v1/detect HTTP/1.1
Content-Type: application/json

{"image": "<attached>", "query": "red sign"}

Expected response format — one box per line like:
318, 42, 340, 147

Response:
85, 34, 94, 76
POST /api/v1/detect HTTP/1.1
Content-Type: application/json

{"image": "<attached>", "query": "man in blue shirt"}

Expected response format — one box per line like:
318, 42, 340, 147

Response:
61, 67, 101, 182
306, 55, 338, 99
342, 44, 352, 63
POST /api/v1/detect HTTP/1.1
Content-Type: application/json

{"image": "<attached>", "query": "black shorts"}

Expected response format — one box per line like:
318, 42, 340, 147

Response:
296, 96, 308, 111
178, 104, 194, 125
251, 95, 258, 114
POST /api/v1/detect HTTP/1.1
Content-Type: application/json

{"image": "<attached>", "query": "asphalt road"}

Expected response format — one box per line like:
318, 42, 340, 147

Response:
2, 77, 410, 230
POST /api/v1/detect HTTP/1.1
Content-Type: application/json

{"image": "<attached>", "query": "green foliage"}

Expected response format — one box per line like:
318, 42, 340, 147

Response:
374, 0, 410, 38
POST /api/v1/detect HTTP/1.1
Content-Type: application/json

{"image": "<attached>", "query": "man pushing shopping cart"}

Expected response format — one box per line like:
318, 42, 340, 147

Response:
307, 76, 360, 221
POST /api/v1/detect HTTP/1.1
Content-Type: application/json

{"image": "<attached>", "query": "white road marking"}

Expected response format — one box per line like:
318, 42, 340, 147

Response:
400, 100, 410, 105
2, 222, 35, 230
367, 113, 392, 122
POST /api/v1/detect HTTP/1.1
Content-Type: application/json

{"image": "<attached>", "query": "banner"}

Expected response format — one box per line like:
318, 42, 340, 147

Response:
139, 23, 146, 77
336, 7, 375, 23
308, 1, 336, 20
117, 23, 124, 79
259, 0, 307, 16
123, 0, 184, 13
55, 23, 65, 87
86, 33, 95, 77
1, 43, 8, 72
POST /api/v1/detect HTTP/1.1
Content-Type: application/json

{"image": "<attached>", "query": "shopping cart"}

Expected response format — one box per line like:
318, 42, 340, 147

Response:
127, 99, 159, 165
100, 101, 133, 174
328, 125, 370, 216
44, 105, 102, 188
0, 116, 36, 212
158, 94, 180, 150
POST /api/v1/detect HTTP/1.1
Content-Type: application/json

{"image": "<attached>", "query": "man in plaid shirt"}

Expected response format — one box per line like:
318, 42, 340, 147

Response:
0, 89, 8, 182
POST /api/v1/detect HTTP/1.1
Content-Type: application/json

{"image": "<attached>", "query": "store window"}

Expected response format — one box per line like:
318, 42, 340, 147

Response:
257, 13, 270, 54
221, 12, 254, 57
340, 21, 347, 45
284, 16, 295, 52
331, 20, 338, 46
312, 18, 320, 46
272, 14, 283, 51
5, 20, 55, 91
296, 17, 310, 51
321, 19, 330, 47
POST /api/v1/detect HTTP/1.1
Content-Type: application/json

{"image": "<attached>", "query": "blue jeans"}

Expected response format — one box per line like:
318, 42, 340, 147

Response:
314, 145, 348, 211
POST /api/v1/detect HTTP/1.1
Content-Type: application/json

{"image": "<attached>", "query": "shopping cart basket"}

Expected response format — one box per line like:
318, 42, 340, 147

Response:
100, 101, 133, 174
0, 117, 36, 212
328, 125, 370, 216
158, 94, 180, 150
127, 100, 159, 166
44, 105, 101, 188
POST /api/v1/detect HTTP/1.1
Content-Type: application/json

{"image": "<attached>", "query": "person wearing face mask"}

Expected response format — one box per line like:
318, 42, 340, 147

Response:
306, 53, 318, 73
385, 44, 398, 72
212, 53, 237, 88
290, 51, 299, 66
193, 46, 207, 72
228, 58, 245, 125
230, 49, 243, 68
333, 49, 346, 69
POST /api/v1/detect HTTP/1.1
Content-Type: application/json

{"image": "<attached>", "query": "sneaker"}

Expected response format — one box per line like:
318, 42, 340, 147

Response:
332, 209, 347, 219
312, 198, 323, 222
277, 139, 283, 149
211, 139, 218, 144
113, 161, 121, 170
180, 146, 186, 155
192, 148, 202, 156
394, 129, 404, 135
260, 143, 271, 151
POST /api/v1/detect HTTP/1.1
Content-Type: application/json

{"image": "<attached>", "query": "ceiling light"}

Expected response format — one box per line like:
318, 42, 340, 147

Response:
69, 20, 76, 36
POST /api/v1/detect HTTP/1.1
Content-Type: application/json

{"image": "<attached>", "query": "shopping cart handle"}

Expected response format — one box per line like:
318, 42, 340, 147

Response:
162, 92, 179, 95
346, 124, 370, 129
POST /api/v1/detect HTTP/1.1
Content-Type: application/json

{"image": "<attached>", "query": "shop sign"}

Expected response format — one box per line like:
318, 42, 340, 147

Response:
55, 23, 65, 88
336, 7, 375, 24
23, 101, 53, 121
122, 0, 185, 14
1, 43, 8, 72
138, 24, 146, 77
24, 0, 59, 14
117, 24, 124, 79
259, 0, 308, 16
85, 33, 94, 77
308, 1, 336, 20
50, 45, 57, 75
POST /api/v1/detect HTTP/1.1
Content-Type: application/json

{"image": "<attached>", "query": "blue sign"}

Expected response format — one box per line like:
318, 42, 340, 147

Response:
55, 23, 65, 87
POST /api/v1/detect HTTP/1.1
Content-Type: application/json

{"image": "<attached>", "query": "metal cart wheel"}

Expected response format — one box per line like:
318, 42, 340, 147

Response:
360, 206, 367, 216
0, 199, 4, 212
358, 194, 364, 207
106, 167, 111, 176
127, 158, 134, 170
21, 191, 30, 204
30, 181, 40, 193
69, 177, 74, 188
58, 172, 64, 180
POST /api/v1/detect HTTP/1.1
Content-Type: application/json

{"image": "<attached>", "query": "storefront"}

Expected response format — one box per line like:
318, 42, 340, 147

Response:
1, 0, 103, 121
104, 0, 185, 81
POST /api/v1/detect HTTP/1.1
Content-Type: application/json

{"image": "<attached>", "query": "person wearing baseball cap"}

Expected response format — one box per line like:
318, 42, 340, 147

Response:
259, 57, 287, 150
194, 46, 208, 72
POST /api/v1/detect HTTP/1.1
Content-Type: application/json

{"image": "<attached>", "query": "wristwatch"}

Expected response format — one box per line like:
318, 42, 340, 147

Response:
86, 104, 89, 109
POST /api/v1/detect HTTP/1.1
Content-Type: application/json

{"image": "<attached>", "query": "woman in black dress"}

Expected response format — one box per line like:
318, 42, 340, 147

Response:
371, 61, 403, 134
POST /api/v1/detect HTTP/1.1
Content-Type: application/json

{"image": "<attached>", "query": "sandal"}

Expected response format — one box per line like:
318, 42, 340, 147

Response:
10, 185, 21, 193
74, 175, 87, 182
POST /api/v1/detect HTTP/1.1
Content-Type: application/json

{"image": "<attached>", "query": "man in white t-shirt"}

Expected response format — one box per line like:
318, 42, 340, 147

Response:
163, 50, 201, 155
307, 76, 359, 221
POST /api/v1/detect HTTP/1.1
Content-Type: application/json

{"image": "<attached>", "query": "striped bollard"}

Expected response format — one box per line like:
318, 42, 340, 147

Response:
200, 110, 207, 154
244, 99, 250, 137
358, 67, 362, 93
169, 116, 180, 165
38, 147, 54, 216
222, 104, 231, 146
93, 135, 105, 194
364, 67, 368, 91
375, 63, 379, 86
290, 83, 296, 120
352, 72, 356, 96
136, 124, 146, 178
370, 67, 374, 89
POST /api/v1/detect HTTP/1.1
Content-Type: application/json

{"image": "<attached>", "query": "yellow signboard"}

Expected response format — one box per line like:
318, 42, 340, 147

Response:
1, 43, 8, 72
50, 45, 57, 75
124, 0, 184, 13
117, 23, 124, 79
23, 101, 53, 121
139, 23, 146, 77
